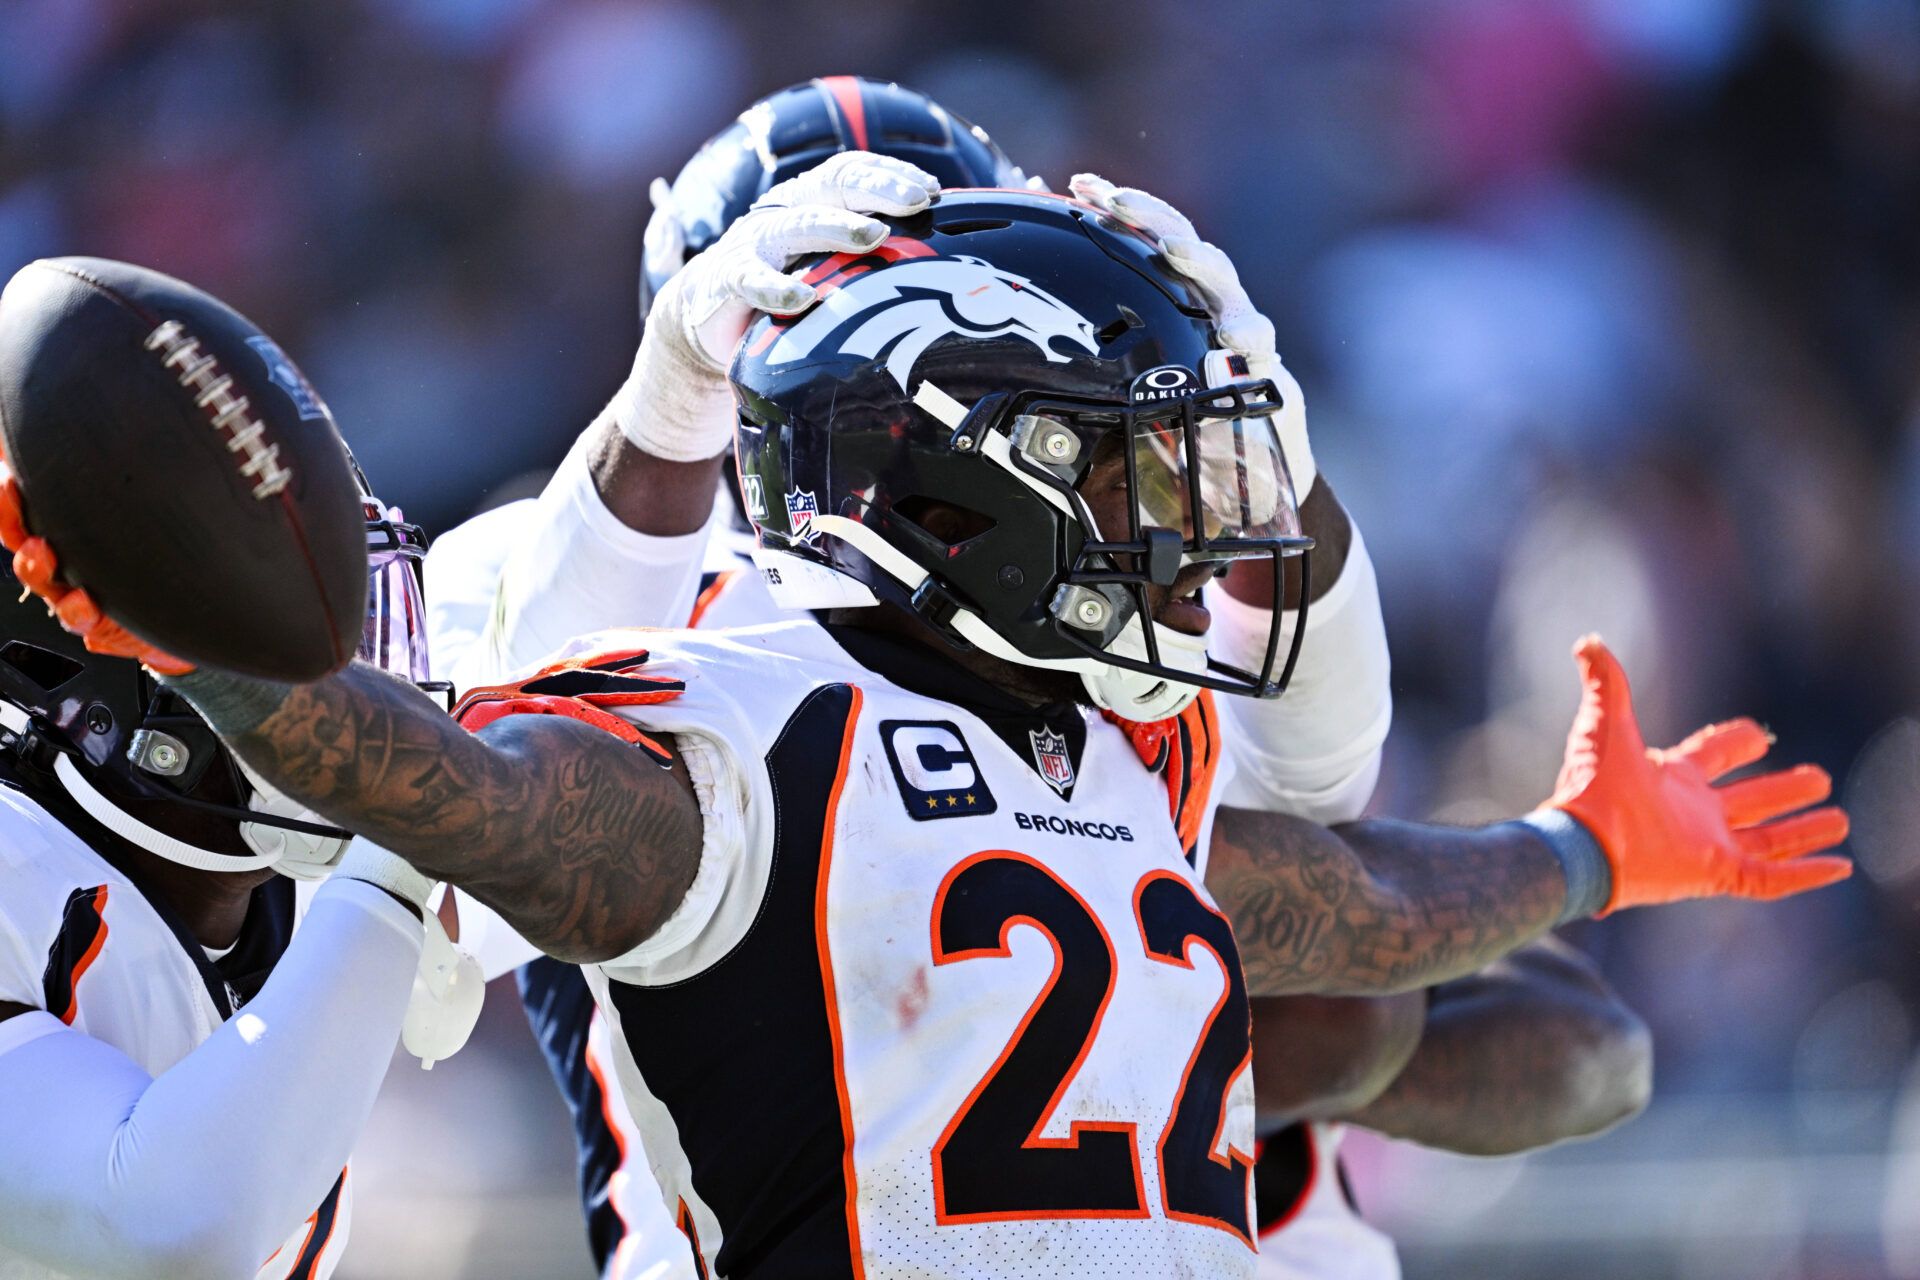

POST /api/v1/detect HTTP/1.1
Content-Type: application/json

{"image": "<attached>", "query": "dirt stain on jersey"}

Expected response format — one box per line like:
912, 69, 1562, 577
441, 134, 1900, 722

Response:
895, 965, 931, 1031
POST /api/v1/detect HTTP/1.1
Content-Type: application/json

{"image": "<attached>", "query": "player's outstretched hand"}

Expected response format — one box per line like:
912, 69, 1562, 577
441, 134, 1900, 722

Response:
614, 152, 939, 462
0, 463, 192, 675
1545, 635, 1850, 911
1068, 173, 1314, 497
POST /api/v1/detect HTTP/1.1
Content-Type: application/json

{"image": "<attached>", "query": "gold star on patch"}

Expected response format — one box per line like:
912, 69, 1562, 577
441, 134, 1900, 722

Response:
926, 796, 939, 810
945, 794, 957, 806
965, 793, 977, 805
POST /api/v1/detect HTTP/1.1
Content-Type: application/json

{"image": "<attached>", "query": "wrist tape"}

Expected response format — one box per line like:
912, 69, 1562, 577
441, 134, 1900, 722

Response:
160, 668, 294, 736
608, 316, 738, 463
1515, 809, 1614, 924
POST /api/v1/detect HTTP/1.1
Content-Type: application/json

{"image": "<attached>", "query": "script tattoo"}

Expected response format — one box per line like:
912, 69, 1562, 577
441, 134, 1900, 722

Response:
230, 665, 701, 962
1205, 810, 1567, 998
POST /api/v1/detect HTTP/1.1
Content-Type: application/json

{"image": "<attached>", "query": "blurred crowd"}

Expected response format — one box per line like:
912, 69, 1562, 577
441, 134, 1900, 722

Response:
4, 0, 1918, 1276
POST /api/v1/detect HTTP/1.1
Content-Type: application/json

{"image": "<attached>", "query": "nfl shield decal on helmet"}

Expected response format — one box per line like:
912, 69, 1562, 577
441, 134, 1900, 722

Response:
1029, 726, 1076, 797
784, 488, 820, 543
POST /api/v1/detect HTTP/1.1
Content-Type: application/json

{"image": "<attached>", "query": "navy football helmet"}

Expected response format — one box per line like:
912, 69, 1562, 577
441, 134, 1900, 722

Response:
640, 76, 1027, 318
731, 190, 1313, 722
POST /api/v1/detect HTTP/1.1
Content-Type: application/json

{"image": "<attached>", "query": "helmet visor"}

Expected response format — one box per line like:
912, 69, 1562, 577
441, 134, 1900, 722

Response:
1130, 407, 1301, 557
994, 370, 1315, 702
362, 507, 432, 684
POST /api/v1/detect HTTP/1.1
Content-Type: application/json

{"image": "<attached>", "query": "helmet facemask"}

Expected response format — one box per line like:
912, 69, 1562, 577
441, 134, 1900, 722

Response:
898, 361, 1312, 721
732, 189, 1315, 723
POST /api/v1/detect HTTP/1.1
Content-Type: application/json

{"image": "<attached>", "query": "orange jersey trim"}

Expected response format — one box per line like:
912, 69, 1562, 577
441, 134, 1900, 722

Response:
812, 686, 868, 1278
687, 570, 743, 629
583, 1026, 634, 1245
52, 885, 109, 1026
1102, 691, 1223, 857
1256, 1126, 1320, 1239
676, 1197, 712, 1280
1173, 693, 1221, 854
62, 885, 109, 1024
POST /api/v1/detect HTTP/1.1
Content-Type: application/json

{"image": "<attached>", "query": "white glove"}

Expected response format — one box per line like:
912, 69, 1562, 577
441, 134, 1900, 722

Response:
610, 152, 941, 462
1068, 174, 1316, 498
402, 904, 485, 1070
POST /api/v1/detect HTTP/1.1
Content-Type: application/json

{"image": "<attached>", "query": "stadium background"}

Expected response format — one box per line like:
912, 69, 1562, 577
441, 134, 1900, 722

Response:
3, 0, 1918, 1276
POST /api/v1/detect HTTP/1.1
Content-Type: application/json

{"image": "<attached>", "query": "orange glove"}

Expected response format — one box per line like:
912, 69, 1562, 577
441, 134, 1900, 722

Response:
0, 463, 193, 676
1545, 635, 1850, 912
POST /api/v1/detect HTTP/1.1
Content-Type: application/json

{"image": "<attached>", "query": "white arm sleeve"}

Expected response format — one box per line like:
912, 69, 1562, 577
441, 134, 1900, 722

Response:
0, 878, 420, 1279
1215, 525, 1393, 825
470, 433, 711, 686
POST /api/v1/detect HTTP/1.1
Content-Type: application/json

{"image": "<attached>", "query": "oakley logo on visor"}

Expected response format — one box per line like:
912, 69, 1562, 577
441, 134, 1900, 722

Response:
766, 256, 1099, 390
1131, 365, 1198, 403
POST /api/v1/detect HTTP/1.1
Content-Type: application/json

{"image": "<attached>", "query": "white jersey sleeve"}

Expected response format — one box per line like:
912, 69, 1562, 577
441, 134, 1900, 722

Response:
0, 875, 420, 1279
1255, 1125, 1401, 1280
428, 435, 715, 690
502, 625, 805, 986
422, 498, 532, 686
1214, 525, 1392, 825
0, 887, 42, 1015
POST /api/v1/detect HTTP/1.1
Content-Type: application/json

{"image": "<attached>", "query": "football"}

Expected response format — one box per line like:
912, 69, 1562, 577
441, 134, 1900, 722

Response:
0, 257, 366, 681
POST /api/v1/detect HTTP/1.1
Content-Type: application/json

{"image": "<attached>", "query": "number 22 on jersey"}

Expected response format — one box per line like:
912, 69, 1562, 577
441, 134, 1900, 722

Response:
930, 851, 1256, 1246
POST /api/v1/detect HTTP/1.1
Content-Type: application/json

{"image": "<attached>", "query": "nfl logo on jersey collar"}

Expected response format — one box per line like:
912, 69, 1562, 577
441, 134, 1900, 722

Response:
1029, 726, 1075, 798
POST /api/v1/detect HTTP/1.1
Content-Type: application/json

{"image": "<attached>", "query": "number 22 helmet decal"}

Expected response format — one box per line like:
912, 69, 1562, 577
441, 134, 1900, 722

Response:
731, 189, 1313, 722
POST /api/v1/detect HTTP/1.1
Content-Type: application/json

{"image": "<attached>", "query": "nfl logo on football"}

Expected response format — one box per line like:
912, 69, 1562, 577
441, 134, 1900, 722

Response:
1029, 727, 1074, 796
784, 488, 820, 544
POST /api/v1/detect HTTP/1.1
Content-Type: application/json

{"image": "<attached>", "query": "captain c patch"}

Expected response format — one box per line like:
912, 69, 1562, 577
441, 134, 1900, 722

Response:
879, 720, 998, 821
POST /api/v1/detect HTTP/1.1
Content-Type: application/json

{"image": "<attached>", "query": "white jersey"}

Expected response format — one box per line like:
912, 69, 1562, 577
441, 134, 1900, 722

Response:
0, 785, 349, 1280
1255, 1125, 1400, 1280
474, 621, 1255, 1278
426, 487, 1398, 1280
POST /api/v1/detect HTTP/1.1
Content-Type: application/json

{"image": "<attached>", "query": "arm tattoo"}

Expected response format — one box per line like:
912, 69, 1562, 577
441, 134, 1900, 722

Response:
225, 663, 702, 963
1348, 940, 1654, 1154
1206, 810, 1568, 997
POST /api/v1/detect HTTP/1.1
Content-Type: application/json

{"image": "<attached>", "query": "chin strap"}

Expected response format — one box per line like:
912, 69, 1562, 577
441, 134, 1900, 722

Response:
52, 753, 280, 872
404, 904, 485, 1070
804, 512, 1204, 721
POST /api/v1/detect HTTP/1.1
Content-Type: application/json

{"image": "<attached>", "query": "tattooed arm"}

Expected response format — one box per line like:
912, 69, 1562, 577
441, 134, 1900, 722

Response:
1346, 938, 1652, 1154
1206, 809, 1571, 997
171, 661, 702, 964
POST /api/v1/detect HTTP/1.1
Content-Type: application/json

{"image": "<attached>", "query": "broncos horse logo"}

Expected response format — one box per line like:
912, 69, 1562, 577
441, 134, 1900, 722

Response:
765, 253, 1101, 390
